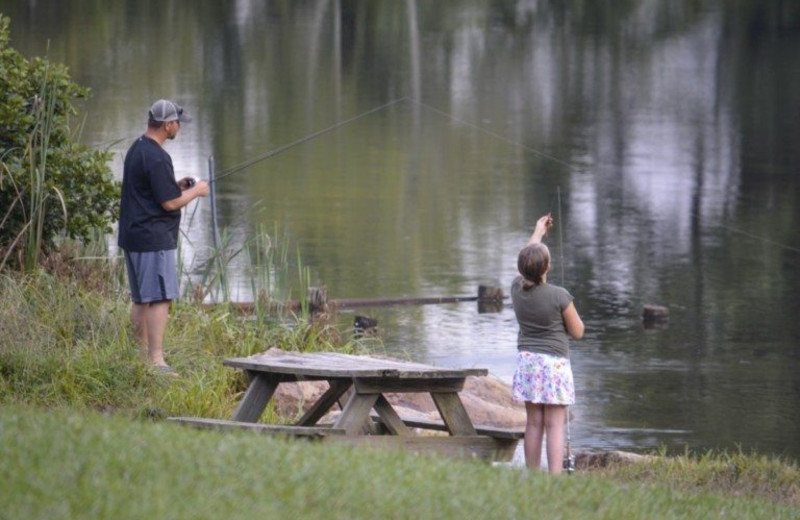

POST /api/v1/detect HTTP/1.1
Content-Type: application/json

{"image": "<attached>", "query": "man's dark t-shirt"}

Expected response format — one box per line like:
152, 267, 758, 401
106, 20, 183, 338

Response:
118, 136, 182, 252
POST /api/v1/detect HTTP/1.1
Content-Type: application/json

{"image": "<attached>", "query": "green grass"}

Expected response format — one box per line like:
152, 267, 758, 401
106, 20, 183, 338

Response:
1, 265, 798, 519
596, 449, 800, 509
1, 405, 796, 520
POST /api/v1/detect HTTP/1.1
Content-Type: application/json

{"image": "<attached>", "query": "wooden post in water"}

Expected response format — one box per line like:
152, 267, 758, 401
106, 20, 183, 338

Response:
642, 304, 669, 329
307, 286, 329, 316
477, 284, 504, 314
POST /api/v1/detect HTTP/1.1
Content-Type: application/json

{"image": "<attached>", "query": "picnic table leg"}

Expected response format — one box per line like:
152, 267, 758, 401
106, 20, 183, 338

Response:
374, 395, 412, 436
431, 392, 477, 436
334, 392, 379, 435
232, 372, 280, 422
296, 379, 352, 426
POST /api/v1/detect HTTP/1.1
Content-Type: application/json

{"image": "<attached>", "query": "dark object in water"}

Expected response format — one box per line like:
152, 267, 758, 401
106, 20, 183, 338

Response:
642, 304, 669, 329
354, 315, 379, 337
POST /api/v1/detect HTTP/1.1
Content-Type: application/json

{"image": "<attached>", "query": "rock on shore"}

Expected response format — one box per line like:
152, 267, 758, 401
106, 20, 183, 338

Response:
262, 349, 649, 469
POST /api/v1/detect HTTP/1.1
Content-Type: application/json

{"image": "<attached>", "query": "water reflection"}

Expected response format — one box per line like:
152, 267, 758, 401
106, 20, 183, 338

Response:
3, 0, 799, 460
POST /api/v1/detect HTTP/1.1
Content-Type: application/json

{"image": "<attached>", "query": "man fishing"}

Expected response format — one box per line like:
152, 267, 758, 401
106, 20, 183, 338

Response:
118, 99, 209, 375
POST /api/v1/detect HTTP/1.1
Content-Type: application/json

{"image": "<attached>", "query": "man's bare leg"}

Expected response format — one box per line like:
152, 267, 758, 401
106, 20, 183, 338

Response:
144, 300, 171, 366
130, 303, 149, 361
131, 301, 171, 367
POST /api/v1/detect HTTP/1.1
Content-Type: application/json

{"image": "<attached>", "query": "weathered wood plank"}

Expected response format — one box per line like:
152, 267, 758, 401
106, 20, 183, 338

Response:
325, 435, 518, 462
167, 417, 346, 437
374, 417, 524, 439
431, 392, 477, 436
334, 393, 379, 435
224, 352, 487, 379
352, 377, 465, 394
373, 395, 412, 436
231, 372, 279, 422
296, 378, 352, 426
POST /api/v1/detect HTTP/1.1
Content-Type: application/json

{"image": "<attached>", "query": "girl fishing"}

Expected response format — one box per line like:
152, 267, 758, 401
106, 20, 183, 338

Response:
511, 214, 584, 474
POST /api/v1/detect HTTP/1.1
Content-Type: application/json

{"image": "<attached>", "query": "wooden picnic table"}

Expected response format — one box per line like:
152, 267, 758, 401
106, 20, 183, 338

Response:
169, 350, 522, 461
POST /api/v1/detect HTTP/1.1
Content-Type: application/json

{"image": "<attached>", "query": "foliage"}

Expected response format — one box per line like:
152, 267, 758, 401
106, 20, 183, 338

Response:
0, 15, 119, 270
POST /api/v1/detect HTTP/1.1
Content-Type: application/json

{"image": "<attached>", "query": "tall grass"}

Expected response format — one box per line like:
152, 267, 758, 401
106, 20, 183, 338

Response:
179, 218, 313, 322
0, 242, 366, 420
1, 63, 68, 272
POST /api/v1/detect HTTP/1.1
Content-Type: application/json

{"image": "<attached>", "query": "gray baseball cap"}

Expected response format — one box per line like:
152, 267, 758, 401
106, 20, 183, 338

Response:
148, 99, 192, 123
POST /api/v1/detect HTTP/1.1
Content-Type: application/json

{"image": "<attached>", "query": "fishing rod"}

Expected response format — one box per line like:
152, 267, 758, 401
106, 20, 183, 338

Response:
555, 185, 576, 475
200, 94, 798, 255
212, 97, 408, 182
193, 97, 409, 288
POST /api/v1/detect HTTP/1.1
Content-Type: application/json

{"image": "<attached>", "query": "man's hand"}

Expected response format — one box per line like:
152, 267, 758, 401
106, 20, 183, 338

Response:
178, 176, 199, 190
162, 179, 210, 211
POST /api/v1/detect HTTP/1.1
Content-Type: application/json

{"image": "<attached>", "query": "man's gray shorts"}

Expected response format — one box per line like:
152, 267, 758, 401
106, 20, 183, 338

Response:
123, 250, 179, 304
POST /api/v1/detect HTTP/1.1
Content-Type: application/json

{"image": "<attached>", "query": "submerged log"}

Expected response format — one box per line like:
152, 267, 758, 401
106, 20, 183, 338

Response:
208, 285, 507, 314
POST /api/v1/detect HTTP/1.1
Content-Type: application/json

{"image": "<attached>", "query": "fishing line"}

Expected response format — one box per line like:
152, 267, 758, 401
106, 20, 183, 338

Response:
408, 97, 800, 256
407, 98, 578, 171
212, 97, 408, 181
196, 91, 797, 256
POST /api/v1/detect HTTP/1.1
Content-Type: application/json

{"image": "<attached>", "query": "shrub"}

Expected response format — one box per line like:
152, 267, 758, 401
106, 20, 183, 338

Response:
0, 14, 119, 271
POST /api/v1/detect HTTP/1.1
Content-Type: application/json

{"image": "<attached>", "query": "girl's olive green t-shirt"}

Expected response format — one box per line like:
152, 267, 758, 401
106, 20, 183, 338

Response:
511, 276, 573, 358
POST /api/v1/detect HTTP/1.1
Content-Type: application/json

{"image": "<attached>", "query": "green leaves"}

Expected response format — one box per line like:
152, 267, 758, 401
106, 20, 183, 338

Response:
0, 15, 119, 271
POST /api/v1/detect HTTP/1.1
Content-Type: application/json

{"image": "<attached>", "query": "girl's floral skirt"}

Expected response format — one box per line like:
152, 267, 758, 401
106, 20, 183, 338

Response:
512, 351, 575, 405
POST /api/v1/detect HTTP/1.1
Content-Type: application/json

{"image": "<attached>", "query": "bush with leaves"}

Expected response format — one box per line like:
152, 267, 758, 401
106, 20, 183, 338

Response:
0, 15, 119, 270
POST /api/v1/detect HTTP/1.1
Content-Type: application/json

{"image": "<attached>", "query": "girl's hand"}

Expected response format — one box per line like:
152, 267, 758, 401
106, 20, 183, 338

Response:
538, 214, 554, 232
529, 214, 554, 244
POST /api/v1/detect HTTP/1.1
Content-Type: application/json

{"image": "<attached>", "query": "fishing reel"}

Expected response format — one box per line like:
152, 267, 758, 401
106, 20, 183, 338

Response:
563, 453, 576, 474
185, 176, 200, 188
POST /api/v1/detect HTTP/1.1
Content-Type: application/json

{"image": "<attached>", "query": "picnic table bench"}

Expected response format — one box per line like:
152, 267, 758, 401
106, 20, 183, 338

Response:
169, 350, 522, 461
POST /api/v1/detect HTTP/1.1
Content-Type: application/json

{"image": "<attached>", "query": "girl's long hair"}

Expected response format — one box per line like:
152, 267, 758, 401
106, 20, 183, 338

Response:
517, 243, 550, 290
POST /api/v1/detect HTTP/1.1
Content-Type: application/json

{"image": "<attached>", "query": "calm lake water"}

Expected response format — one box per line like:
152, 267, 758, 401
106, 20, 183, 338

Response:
4, 1, 799, 460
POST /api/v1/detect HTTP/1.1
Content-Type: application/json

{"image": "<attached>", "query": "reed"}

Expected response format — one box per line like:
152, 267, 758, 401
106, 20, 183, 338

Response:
179, 217, 312, 323
1, 66, 66, 272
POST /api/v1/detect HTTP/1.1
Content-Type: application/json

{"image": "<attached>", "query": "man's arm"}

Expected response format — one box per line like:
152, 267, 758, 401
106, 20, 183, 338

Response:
161, 180, 210, 211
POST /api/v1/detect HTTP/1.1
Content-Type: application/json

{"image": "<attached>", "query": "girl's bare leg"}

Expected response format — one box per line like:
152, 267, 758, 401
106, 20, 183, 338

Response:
524, 402, 545, 469
543, 404, 567, 475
